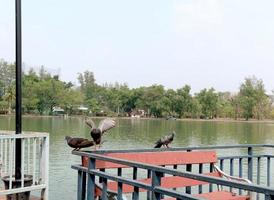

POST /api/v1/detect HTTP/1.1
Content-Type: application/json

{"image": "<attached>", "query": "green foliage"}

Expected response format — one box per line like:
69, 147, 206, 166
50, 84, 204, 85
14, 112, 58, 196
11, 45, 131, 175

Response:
239, 77, 270, 120
0, 59, 15, 113
175, 85, 193, 118
0, 59, 272, 120
134, 85, 166, 117
196, 88, 218, 119
217, 92, 234, 118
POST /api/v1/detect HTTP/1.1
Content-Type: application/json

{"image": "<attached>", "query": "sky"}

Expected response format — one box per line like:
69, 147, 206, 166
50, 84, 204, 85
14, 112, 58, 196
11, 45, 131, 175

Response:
1, 0, 274, 93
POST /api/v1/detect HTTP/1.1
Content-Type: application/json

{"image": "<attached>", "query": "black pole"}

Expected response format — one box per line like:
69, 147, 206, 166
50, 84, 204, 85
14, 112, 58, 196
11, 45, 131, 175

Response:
15, 0, 22, 180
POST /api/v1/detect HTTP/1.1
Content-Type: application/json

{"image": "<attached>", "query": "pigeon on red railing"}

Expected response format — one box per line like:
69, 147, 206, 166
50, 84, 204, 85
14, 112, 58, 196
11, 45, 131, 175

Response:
65, 136, 95, 151
154, 131, 176, 148
85, 118, 116, 150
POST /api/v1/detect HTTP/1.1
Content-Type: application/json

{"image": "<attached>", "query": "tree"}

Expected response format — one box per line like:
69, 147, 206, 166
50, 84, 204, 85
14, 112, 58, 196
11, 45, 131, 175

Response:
0, 59, 15, 114
78, 70, 95, 98
22, 71, 39, 113
0, 59, 15, 88
196, 88, 218, 119
135, 85, 166, 117
191, 98, 202, 118
175, 85, 193, 118
162, 89, 177, 117
39, 65, 51, 80
3, 85, 15, 114
239, 76, 269, 120
230, 94, 241, 120
217, 92, 234, 118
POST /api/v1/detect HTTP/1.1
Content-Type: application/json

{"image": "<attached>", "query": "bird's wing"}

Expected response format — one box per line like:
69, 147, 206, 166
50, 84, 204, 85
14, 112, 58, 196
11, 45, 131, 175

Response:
73, 138, 87, 144
155, 137, 163, 144
167, 134, 173, 140
98, 118, 116, 134
69, 138, 87, 146
168, 132, 176, 140
85, 119, 96, 130
79, 139, 94, 146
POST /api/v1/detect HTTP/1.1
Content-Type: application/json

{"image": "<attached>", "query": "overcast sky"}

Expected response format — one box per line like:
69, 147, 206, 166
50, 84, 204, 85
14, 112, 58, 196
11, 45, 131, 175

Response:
1, 0, 274, 93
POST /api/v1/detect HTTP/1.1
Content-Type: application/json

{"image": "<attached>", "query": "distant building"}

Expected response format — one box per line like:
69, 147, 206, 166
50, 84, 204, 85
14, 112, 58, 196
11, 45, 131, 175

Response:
52, 106, 65, 115
131, 109, 146, 118
78, 105, 88, 111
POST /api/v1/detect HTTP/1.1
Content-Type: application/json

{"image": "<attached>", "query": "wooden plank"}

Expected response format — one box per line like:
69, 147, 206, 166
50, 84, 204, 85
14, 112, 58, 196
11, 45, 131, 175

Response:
82, 151, 217, 169
162, 191, 249, 200
99, 172, 221, 194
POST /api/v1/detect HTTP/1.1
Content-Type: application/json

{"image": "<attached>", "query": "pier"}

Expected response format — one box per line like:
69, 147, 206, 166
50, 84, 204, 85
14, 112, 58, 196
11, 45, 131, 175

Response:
72, 144, 274, 200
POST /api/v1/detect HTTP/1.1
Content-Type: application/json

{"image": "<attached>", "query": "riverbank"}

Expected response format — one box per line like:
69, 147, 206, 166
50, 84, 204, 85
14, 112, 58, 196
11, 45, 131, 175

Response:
1, 114, 274, 124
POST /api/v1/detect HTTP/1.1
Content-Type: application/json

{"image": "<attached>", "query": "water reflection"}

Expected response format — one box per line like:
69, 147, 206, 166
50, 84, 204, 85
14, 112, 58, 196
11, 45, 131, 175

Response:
0, 116, 274, 199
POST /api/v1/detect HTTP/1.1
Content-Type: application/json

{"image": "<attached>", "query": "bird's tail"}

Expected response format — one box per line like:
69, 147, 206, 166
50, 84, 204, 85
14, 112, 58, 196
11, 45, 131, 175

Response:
154, 143, 162, 148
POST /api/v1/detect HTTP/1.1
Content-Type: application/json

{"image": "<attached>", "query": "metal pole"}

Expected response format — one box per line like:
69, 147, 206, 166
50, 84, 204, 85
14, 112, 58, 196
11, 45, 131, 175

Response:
15, 0, 22, 180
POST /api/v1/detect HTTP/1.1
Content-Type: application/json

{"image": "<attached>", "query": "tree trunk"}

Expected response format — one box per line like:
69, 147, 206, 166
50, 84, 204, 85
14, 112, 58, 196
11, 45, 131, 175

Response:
8, 101, 11, 114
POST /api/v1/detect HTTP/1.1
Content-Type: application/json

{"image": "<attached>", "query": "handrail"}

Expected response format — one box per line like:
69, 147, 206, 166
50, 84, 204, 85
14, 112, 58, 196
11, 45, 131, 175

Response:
72, 165, 152, 191
0, 131, 49, 200
218, 155, 274, 159
0, 131, 49, 138
72, 151, 274, 195
72, 165, 205, 200
81, 144, 274, 154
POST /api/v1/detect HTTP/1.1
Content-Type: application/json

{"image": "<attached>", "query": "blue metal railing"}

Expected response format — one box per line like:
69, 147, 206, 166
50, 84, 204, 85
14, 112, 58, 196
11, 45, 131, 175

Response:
72, 144, 274, 200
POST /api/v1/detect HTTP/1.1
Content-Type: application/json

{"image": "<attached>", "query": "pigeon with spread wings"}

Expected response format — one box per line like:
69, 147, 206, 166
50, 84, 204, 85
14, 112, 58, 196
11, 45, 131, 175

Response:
85, 118, 116, 150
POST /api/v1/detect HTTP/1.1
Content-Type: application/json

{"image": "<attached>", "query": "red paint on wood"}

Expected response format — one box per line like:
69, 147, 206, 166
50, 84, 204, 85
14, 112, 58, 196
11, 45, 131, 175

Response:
103, 172, 221, 193
82, 151, 217, 169
163, 191, 249, 200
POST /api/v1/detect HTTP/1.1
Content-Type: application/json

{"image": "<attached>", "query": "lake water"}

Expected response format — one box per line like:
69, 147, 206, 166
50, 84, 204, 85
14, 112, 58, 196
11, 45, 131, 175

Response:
0, 116, 274, 199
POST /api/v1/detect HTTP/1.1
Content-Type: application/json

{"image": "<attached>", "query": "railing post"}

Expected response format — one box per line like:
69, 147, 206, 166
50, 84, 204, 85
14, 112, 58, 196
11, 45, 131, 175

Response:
209, 163, 213, 192
102, 178, 108, 200
117, 181, 123, 200
220, 159, 224, 171
267, 157, 271, 187
230, 159, 234, 192
78, 171, 86, 200
198, 164, 203, 194
87, 158, 96, 200
239, 158, 243, 195
151, 171, 163, 200
248, 147, 253, 181
186, 149, 192, 194
133, 186, 140, 200
265, 194, 274, 200
41, 136, 49, 200
133, 167, 138, 199
147, 169, 152, 200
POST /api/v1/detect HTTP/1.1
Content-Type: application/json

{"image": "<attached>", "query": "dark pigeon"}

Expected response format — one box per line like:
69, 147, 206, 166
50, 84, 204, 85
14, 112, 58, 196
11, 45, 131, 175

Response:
85, 118, 116, 149
65, 136, 95, 151
154, 131, 176, 148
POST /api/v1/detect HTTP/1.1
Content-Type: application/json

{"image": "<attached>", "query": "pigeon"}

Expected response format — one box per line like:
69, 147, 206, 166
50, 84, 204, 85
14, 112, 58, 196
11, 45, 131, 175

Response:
65, 136, 95, 151
154, 131, 176, 148
85, 118, 116, 149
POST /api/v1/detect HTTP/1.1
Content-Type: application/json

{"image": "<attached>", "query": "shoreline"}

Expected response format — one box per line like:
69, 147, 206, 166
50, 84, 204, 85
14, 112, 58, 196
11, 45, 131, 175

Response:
1, 114, 274, 123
